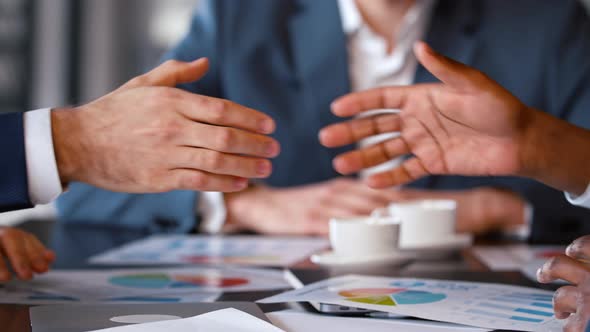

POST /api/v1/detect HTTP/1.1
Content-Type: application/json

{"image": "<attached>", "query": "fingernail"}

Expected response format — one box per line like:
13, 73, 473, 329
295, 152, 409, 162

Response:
259, 119, 275, 134
234, 178, 248, 190
536, 268, 545, 282
265, 141, 279, 157
257, 161, 272, 176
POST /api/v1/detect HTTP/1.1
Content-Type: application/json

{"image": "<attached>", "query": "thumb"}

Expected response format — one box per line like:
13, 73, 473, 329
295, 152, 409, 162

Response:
414, 42, 478, 91
122, 57, 210, 90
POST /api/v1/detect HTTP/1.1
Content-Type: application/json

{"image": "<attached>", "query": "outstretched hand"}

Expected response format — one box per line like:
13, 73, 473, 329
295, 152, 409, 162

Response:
320, 42, 535, 188
52, 58, 280, 194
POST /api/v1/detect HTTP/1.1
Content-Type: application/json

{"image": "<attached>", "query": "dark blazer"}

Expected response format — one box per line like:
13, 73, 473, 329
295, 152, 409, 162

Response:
57, 0, 590, 242
0, 112, 31, 212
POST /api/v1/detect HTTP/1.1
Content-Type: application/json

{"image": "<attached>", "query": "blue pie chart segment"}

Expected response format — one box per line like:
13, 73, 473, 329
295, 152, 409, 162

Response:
392, 290, 446, 305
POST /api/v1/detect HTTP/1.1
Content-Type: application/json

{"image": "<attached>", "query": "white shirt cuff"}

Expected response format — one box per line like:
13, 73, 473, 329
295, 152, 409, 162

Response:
503, 202, 533, 240
24, 108, 63, 205
566, 182, 590, 209
197, 192, 227, 234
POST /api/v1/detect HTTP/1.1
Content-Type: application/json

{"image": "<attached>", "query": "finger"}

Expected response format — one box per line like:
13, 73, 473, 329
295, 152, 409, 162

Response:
566, 235, 590, 262
179, 95, 276, 135
331, 85, 423, 118
319, 114, 401, 148
0, 256, 11, 282
333, 138, 410, 175
538, 255, 590, 285
24, 236, 51, 273
414, 41, 479, 91
553, 286, 579, 319
0, 234, 33, 280
366, 157, 429, 188
170, 169, 249, 193
174, 147, 273, 179
123, 58, 210, 89
183, 122, 280, 158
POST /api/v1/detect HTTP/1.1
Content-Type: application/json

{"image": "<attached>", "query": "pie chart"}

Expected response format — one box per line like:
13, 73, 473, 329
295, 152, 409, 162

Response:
108, 273, 249, 289
339, 288, 446, 306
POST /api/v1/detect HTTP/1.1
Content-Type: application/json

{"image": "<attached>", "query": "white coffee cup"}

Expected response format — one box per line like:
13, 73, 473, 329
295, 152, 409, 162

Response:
387, 199, 458, 249
329, 217, 400, 258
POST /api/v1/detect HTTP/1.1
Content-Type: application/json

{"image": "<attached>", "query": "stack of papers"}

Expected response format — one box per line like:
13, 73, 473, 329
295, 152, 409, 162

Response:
259, 275, 563, 331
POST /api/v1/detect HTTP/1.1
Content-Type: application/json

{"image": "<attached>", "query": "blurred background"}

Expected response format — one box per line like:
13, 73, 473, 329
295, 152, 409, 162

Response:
0, 0, 590, 226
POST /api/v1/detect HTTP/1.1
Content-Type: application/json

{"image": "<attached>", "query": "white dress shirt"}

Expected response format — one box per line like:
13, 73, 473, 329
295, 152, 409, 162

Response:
566, 185, 590, 209
23, 108, 63, 205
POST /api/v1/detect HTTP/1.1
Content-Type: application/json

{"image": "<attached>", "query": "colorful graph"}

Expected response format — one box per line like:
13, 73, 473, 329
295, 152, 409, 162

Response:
338, 288, 446, 306
108, 273, 249, 289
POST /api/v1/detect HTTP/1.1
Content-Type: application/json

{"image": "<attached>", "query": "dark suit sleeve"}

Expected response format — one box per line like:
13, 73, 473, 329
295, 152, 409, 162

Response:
56, 0, 222, 232
527, 0, 590, 243
0, 112, 32, 212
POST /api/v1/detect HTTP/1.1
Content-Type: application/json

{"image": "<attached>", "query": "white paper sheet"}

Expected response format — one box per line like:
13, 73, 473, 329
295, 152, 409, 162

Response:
0, 266, 288, 304
89, 308, 284, 332
267, 309, 490, 332
258, 275, 563, 332
472, 245, 566, 283
89, 235, 328, 267
472, 245, 565, 271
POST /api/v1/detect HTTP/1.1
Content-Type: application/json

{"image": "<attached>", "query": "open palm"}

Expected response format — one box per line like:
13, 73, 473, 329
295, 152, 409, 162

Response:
320, 42, 535, 188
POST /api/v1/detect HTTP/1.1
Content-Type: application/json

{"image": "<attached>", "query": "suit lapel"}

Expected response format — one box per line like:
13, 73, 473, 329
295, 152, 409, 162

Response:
286, 0, 351, 165
414, 0, 482, 84
287, 0, 351, 126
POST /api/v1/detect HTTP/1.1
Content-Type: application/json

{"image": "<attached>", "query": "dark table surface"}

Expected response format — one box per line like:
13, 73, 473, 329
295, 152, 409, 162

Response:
2, 220, 558, 332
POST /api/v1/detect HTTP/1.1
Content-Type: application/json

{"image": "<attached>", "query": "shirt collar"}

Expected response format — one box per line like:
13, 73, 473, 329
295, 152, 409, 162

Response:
338, 0, 437, 39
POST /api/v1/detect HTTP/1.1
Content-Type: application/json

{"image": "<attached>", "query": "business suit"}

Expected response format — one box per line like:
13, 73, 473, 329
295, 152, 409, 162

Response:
58, 0, 590, 242
0, 112, 31, 212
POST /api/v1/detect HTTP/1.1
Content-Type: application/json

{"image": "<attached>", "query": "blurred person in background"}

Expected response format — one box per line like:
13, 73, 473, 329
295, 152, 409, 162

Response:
57, 0, 590, 243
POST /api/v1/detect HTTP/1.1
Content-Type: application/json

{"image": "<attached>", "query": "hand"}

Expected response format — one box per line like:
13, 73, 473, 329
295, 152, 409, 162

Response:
319, 42, 590, 195
537, 235, 590, 332
52, 58, 280, 193
389, 187, 526, 235
224, 178, 399, 235
0, 227, 55, 282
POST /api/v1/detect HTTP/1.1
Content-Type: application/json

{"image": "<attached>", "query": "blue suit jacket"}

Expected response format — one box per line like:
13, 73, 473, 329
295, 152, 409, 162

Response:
58, 0, 590, 242
0, 112, 31, 212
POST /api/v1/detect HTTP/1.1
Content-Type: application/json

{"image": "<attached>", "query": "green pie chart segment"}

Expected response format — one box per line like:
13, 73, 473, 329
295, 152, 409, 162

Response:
347, 295, 397, 306
341, 288, 447, 307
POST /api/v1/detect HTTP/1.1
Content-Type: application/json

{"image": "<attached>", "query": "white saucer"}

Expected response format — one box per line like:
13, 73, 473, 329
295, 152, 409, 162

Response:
400, 234, 473, 259
310, 250, 413, 266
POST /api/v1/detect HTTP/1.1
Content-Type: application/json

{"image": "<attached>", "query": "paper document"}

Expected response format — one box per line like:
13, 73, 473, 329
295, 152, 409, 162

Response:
259, 275, 563, 331
90, 235, 328, 267
473, 245, 565, 283
0, 266, 288, 304
267, 309, 489, 332
89, 308, 284, 332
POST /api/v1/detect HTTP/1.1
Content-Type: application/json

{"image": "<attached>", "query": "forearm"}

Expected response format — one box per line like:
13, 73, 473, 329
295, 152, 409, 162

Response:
520, 109, 590, 195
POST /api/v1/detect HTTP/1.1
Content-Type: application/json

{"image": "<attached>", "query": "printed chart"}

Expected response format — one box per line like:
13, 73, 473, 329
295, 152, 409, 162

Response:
0, 266, 288, 305
259, 275, 563, 331
90, 235, 329, 267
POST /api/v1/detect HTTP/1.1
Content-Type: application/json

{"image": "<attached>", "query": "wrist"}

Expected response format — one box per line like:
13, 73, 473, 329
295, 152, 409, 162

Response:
51, 107, 84, 186
519, 108, 590, 195
223, 185, 264, 232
